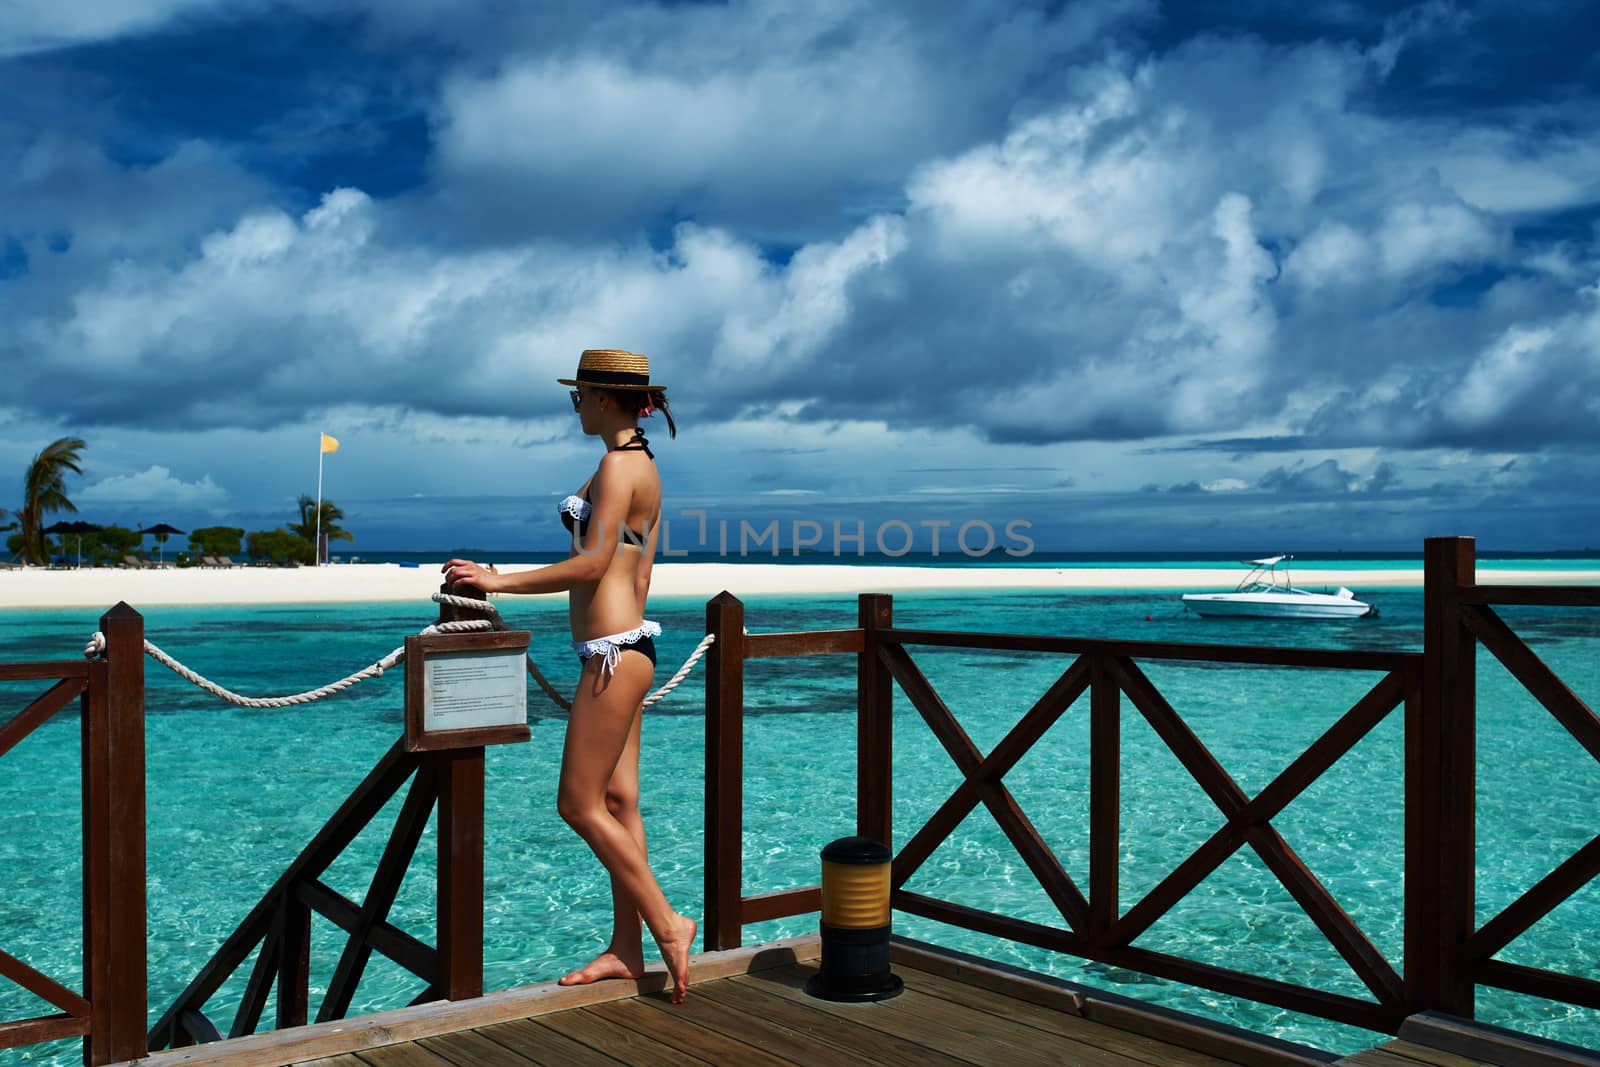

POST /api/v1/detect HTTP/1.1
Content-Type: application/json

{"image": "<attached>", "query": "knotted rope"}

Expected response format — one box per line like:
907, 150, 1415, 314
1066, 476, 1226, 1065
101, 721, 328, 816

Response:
83, 592, 715, 712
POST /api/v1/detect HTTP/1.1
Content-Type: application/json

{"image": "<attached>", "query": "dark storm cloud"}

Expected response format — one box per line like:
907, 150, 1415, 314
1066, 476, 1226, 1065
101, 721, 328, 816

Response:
1258, 458, 1363, 494
422, 0, 1156, 244
2, 0, 1600, 551
3, 5, 435, 197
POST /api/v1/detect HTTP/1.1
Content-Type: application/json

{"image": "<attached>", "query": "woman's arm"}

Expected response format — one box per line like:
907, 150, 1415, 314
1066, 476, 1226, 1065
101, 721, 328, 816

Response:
442, 454, 630, 594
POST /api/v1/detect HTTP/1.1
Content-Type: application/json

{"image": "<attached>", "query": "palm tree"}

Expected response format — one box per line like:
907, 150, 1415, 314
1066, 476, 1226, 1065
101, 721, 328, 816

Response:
1, 507, 17, 563
18, 437, 86, 565
290, 494, 354, 564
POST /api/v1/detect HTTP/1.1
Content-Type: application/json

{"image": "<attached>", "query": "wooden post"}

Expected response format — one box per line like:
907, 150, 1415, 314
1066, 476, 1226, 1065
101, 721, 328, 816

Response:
84, 602, 147, 1065
275, 899, 310, 1029
704, 592, 745, 951
436, 748, 485, 1000
1411, 536, 1476, 1017
857, 594, 893, 848
1088, 653, 1120, 942
438, 581, 487, 625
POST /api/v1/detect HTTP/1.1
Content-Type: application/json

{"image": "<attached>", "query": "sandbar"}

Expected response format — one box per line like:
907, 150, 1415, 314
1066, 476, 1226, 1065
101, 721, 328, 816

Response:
2, 561, 1597, 610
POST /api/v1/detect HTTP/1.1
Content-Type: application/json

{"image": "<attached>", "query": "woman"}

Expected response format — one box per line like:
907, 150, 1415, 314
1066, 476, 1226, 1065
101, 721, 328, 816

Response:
442, 348, 696, 1004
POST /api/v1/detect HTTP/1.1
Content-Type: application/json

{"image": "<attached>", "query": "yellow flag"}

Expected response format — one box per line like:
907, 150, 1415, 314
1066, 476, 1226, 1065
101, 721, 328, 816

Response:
320, 433, 340, 454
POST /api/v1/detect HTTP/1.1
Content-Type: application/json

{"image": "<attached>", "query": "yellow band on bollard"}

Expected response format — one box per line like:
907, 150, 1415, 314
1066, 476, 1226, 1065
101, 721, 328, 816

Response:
820, 859, 891, 928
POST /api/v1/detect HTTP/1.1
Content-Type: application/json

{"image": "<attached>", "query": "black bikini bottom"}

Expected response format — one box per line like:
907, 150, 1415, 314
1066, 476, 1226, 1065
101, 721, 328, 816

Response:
575, 633, 658, 669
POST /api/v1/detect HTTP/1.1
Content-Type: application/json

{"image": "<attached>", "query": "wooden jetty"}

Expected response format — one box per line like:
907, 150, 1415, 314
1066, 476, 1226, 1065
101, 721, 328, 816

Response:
4, 536, 1600, 1066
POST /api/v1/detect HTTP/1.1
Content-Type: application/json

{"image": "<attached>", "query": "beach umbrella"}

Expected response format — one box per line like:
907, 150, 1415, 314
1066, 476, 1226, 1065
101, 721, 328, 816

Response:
41, 519, 103, 567
141, 522, 185, 565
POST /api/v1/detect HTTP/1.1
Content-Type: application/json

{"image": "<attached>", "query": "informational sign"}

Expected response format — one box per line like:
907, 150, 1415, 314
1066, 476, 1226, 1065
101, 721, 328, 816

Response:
404, 630, 533, 752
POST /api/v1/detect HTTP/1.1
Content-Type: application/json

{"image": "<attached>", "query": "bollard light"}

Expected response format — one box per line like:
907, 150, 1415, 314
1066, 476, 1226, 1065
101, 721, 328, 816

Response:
806, 836, 903, 1002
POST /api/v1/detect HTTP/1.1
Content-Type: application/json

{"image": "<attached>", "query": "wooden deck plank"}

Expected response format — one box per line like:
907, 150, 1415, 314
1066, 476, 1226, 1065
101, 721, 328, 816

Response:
1345, 1040, 1494, 1067
415, 1028, 539, 1067
529, 1007, 713, 1066
476, 1017, 624, 1067
348, 1044, 454, 1067
132, 934, 1376, 1067
585, 996, 801, 1066
1332, 1053, 1437, 1067
630, 989, 845, 1067
694, 977, 971, 1067
1383, 1040, 1495, 1066
635, 984, 954, 1067
116, 935, 818, 1067
1399, 1012, 1600, 1067
893, 960, 1238, 1067
741, 963, 1121, 1067
890, 936, 1332, 1067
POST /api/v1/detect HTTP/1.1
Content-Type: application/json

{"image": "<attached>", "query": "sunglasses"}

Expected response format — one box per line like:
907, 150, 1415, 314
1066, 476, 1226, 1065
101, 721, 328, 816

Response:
569, 388, 583, 411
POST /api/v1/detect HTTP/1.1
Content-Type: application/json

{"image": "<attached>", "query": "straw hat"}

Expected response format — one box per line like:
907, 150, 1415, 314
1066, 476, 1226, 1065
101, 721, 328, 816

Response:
557, 349, 665, 391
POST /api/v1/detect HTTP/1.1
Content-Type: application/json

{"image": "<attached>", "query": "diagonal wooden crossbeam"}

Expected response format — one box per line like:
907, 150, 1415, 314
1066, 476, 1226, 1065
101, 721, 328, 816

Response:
296, 881, 438, 980
0, 946, 91, 1019
1469, 833, 1600, 964
0, 677, 87, 761
149, 740, 421, 1049
318, 770, 439, 1022
229, 918, 280, 1039
880, 643, 1091, 932
1114, 670, 1407, 946
1109, 656, 1405, 1009
1462, 603, 1600, 766
891, 656, 1093, 889
1474, 959, 1600, 1013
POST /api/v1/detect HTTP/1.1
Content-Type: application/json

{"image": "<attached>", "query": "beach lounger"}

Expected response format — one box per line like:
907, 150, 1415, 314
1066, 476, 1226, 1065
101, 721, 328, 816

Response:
199, 555, 220, 568
216, 555, 242, 568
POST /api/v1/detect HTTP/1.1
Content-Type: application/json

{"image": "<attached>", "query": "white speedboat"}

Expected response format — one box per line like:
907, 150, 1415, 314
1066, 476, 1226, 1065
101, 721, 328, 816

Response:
1181, 556, 1377, 619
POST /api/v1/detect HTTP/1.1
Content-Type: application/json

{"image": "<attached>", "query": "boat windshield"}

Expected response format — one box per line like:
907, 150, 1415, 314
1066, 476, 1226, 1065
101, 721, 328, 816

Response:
1233, 555, 1293, 593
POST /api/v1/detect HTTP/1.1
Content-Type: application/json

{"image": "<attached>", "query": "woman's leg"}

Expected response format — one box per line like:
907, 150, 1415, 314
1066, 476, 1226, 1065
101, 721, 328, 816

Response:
558, 702, 647, 985
554, 649, 696, 1002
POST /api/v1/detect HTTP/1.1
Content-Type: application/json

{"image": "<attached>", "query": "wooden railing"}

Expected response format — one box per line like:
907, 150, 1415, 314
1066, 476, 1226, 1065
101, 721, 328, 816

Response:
1429, 537, 1600, 1017
146, 740, 489, 1049
4, 536, 1596, 1060
0, 603, 146, 1066
148, 588, 502, 1050
0, 592, 504, 1062
702, 536, 1600, 1039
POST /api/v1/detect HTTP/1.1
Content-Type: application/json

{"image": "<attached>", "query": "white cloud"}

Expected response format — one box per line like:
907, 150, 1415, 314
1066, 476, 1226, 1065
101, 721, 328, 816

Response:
1432, 130, 1600, 216
711, 215, 908, 374
1285, 223, 1369, 289
0, 0, 225, 55
424, 0, 1152, 239
78, 465, 227, 504
1378, 201, 1500, 276
5, 13, 1599, 466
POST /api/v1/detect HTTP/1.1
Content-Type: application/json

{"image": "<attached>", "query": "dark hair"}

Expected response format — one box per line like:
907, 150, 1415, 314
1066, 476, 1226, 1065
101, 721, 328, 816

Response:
605, 387, 676, 438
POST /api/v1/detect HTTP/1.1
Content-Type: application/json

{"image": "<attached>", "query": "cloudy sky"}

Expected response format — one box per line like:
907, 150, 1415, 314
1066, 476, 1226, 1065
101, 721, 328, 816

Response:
3, 0, 1598, 554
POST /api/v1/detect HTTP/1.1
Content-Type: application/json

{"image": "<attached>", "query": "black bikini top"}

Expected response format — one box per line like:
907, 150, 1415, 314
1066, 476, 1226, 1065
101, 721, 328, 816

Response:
558, 430, 653, 545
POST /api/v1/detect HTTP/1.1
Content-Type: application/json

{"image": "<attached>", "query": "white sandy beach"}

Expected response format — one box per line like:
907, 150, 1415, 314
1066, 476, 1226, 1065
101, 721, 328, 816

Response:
3, 561, 1598, 609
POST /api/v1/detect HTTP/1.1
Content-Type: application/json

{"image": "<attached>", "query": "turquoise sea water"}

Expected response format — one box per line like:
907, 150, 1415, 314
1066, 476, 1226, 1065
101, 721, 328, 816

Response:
3, 575, 1599, 1062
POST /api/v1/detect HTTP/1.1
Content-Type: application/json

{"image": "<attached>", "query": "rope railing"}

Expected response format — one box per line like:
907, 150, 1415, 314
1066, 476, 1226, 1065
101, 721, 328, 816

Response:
83, 592, 714, 712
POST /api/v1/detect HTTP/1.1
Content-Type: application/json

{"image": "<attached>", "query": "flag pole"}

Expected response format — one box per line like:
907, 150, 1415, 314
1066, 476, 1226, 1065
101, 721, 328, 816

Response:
315, 443, 324, 567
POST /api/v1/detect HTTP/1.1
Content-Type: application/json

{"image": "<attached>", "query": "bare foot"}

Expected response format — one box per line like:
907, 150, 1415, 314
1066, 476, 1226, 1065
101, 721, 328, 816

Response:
652, 913, 697, 1004
558, 948, 645, 987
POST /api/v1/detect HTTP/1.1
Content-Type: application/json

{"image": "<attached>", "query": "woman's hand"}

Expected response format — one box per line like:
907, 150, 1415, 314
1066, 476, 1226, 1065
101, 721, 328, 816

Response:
441, 558, 501, 593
